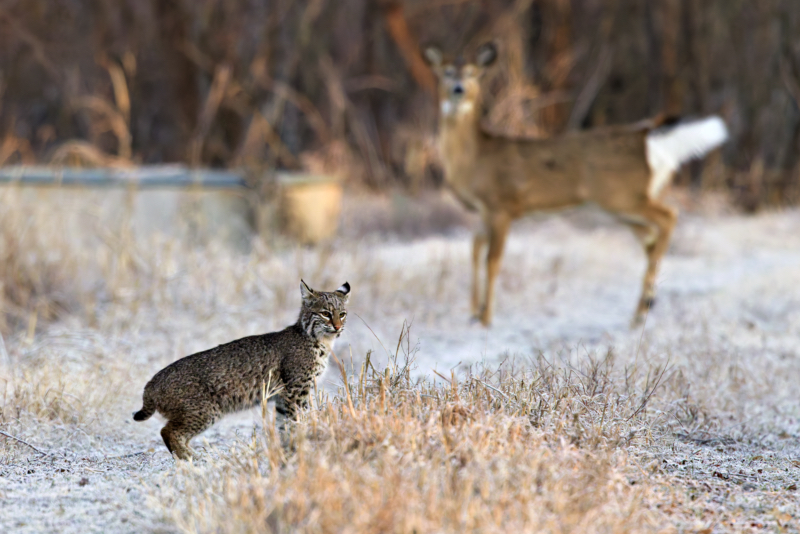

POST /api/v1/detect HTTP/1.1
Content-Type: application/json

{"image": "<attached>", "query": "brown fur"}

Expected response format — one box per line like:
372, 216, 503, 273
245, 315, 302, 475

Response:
133, 280, 350, 459
424, 43, 721, 327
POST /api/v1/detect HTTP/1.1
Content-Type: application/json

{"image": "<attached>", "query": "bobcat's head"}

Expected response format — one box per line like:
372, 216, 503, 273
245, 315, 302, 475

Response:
299, 280, 350, 340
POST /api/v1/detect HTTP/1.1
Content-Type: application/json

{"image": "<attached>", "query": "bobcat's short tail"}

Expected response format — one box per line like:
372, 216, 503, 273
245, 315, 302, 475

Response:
133, 391, 156, 421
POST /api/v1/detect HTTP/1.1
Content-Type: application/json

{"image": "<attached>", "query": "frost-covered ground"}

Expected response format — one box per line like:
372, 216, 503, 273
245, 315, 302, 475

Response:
1, 199, 799, 533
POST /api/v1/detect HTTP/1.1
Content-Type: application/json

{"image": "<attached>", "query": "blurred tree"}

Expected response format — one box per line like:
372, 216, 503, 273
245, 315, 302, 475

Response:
0, 0, 798, 208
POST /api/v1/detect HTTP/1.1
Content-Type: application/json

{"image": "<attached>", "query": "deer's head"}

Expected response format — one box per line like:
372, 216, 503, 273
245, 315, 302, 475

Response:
424, 42, 497, 119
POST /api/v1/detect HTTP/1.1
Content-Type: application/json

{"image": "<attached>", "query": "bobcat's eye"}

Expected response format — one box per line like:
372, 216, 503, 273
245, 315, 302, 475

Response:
340, 311, 347, 319
319, 311, 331, 320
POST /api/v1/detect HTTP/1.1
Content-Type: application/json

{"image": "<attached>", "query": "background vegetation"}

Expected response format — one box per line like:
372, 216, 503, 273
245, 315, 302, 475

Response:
1, 0, 800, 208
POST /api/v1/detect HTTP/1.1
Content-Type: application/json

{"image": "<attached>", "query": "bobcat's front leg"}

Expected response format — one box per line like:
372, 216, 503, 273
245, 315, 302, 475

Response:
274, 381, 312, 445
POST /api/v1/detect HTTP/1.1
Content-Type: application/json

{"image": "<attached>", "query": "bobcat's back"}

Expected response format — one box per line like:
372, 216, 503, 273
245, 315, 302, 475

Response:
136, 330, 294, 420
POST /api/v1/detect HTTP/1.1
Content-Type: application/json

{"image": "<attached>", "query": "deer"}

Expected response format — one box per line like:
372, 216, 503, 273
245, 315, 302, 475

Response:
423, 42, 728, 327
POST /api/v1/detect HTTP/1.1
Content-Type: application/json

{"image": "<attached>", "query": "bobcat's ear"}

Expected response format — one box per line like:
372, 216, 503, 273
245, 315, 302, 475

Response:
336, 282, 350, 300
300, 279, 316, 301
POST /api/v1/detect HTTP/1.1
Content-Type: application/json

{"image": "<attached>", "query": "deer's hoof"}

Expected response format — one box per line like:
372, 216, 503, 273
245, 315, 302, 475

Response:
469, 311, 492, 328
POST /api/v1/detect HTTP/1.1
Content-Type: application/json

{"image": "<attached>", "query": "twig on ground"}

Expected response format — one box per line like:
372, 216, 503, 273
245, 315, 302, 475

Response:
0, 430, 49, 456
627, 356, 672, 421
103, 451, 152, 460
431, 369, 451, 384
471, 377, 514, 405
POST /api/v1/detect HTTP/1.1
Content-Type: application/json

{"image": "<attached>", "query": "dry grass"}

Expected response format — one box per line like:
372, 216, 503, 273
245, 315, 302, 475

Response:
0, 338, 130, 438
339, 190, 474, 239
1, 189, 800, 533
157, 343, 676, 533
0, 194, 79, 334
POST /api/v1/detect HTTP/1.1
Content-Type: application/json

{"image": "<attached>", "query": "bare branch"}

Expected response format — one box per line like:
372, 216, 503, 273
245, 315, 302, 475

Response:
382, 2, 437, 96
567, 45, 613, 131
0, 430, 49, 456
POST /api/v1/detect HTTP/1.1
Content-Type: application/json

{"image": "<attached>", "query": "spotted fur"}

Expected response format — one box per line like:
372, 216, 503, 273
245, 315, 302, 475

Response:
133, 280, 350, 460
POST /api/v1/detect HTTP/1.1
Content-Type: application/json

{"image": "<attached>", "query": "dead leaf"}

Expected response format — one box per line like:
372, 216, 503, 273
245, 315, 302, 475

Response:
772, 509, 793, 525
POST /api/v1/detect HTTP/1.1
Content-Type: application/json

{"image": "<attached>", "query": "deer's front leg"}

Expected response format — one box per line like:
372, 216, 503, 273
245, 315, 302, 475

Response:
471, 228, 488, 318
480, 214, 511, 326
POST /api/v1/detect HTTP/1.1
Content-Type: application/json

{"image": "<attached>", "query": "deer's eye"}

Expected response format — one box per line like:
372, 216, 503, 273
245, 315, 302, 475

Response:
444, 66, 456, 77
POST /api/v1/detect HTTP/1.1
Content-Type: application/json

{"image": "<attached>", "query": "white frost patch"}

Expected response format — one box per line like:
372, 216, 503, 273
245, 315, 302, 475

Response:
646, 116, 728, 197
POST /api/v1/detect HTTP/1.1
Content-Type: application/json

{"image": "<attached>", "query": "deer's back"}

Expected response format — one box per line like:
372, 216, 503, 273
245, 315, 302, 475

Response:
455, 127, 653, 217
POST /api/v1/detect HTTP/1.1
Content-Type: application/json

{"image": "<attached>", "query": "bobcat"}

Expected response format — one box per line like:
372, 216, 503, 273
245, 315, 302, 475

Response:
133, 280, 350, 459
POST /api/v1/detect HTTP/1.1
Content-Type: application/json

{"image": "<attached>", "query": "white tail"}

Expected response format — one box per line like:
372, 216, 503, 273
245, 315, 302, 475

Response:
646, 117, 728, 197
425, 42, 728, 327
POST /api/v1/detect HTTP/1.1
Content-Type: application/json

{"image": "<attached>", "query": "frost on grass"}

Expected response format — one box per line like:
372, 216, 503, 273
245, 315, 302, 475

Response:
153, 338, 675, 533
1, 190, 800, 533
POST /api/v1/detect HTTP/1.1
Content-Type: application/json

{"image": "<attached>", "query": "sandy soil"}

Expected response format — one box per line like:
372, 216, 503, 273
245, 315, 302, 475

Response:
1, 204, 799, 533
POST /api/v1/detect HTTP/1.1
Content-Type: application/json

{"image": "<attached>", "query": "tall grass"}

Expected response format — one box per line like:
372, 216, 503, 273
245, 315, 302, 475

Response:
1, 189, 799, 531
0, 187, 683, 530
0, 193, 81, 335
154, 332, 681, 533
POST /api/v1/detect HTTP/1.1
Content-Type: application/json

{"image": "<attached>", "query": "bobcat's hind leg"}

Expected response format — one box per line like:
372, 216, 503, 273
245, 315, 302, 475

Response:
161, 421, 194, 460
160, 406, 221, 460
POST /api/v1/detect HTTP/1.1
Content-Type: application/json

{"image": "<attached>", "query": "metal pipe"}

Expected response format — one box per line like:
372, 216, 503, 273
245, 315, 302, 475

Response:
0, 165, 248, 189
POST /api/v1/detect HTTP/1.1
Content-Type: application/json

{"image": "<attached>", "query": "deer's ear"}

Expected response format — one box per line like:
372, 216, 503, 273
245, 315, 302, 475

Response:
475, 42, 498, 68
424, 47, 443, 68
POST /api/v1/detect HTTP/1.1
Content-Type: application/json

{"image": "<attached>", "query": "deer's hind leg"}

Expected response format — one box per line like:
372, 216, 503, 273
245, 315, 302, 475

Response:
621, 200, 677, 327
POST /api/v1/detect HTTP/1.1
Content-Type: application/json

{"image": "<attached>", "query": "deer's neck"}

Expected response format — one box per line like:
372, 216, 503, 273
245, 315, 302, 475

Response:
437, 100, 482, 183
